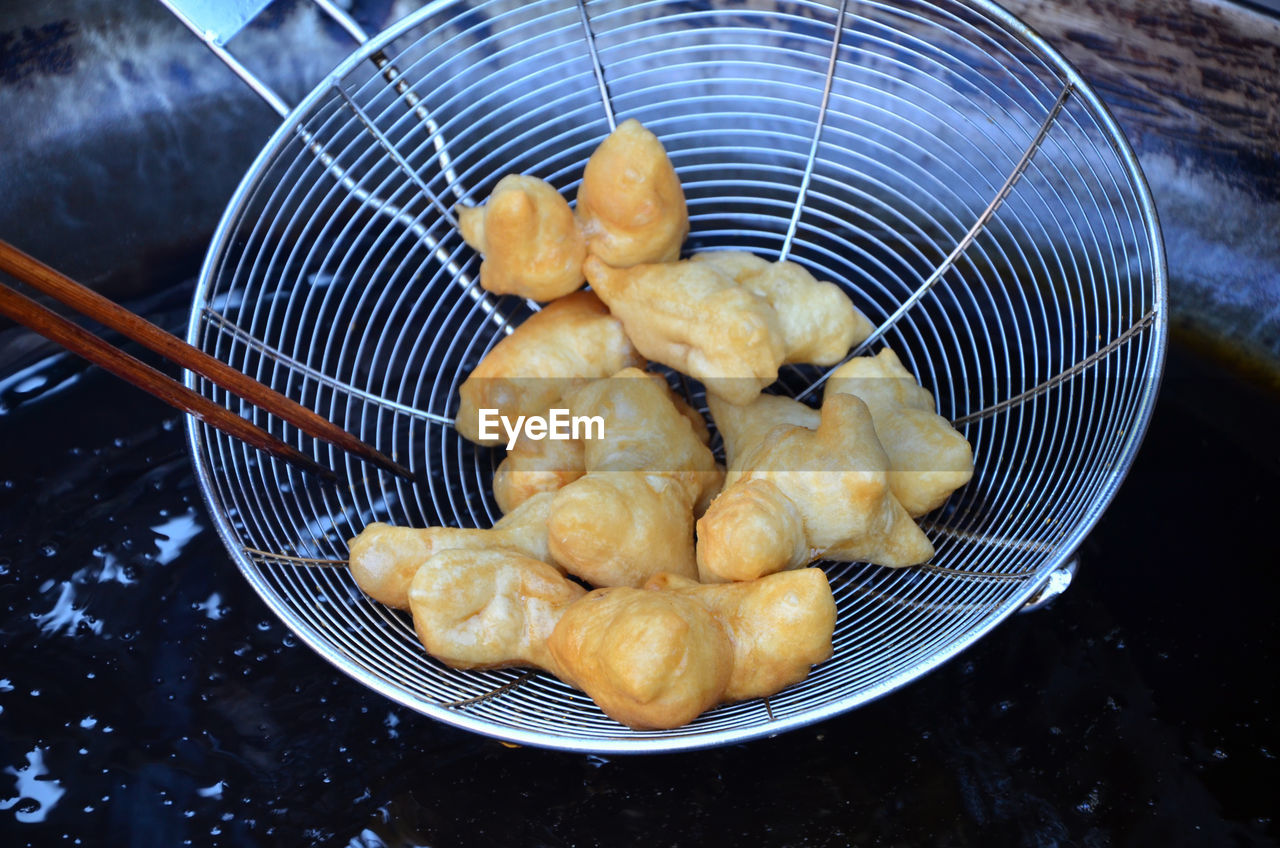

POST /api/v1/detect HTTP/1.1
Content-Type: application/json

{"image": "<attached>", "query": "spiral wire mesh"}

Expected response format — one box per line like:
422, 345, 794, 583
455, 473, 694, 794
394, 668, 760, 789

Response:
184, 0, 1166, 752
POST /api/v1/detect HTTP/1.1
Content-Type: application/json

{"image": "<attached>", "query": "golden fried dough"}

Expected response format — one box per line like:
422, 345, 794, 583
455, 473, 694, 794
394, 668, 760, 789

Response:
545, 369, 721, 586
659, 379, 712, 446
455, 291, 644, 445
644, 569, 836, 702
576, 119, 688, 267
584, 256, 786, 405
872, 408, 975, 515
492, 433, 585, 514
824, 347, 934, 417
695, 477, 811, 581
568, 367, 720, 505
697, 394, 934, 582
409, 549, 585, 671
347, 492, 557, 609
547, 587, 733, 730
707, 393, 819, 474
457, 175, 586, 301
489, 372, 710, 516
824, 348, 973, 516
548, 473, 698, 587
688, 249, 771, 281
692, 251, 874, 365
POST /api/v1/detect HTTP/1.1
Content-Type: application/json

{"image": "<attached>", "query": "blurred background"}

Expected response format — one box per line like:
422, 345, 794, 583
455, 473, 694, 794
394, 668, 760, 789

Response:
1, 0, 1277, 845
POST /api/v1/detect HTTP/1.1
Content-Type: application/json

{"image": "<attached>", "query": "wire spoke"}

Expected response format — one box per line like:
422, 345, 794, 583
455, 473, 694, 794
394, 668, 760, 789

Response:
311, 0, 468, 201
202, 309, 454, 424
840, 580, 1004, 614
577, 0, 617, 132
333, 83, 547, 317
952, 308, 1158, 426
297, 93, 523, 330
245, 547, 349, 567
366, 50, 469, 202
778, 0, 849, 262
916, 563, 1038, 582
794, 82, 1076, 402
918, 521, 1056, 554
333, 83, 459, 228
290, 120, 439, 244
442, 670, 539, 708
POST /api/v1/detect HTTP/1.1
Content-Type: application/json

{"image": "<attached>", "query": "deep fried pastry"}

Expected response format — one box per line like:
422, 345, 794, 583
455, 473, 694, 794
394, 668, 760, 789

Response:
492, 433, 586, 514
546, 368, 721, 586
687, 249, 769, 282
707, 393, 819, 474
695, 477, 811, 581
824, 348, 973, 516
697, 394, 934, 582
568, 367, 719, 505
824, 347, 934, 416
547, 587, 733, 730
584, 256, 786, 405
491, 373, 710, 515
692, 251, 874, 365
409, 549, 585, 671
548, 472, 698, 587
347, 492, 557, 609
576, 119, 688, 267
457, 175, 586, 301
644, 569, 836, 702
456, 290, 644, 445
661, 379, 712, 446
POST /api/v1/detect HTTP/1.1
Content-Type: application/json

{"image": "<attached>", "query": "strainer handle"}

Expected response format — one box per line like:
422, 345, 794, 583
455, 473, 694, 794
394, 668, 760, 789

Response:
156, 0, 370, 116
156, 0, 468, 208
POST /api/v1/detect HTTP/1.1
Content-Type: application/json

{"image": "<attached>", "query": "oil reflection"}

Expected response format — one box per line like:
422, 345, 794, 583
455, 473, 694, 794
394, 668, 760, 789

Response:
0, 747, 66, 824
151, 509, 202, 566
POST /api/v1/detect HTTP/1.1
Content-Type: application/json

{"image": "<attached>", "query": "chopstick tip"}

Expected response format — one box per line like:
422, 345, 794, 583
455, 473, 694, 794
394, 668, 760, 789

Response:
378, 455, 417, 483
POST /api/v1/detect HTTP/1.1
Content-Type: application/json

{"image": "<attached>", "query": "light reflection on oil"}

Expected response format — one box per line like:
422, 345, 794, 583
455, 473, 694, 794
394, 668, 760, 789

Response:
151, 509, 203, 566
0, 747, 66, 824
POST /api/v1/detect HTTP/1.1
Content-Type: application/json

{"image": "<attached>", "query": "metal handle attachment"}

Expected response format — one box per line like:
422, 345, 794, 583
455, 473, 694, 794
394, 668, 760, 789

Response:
1019, 557, 1078, 614
159, 0, 495, 330
156, 0, 371, 116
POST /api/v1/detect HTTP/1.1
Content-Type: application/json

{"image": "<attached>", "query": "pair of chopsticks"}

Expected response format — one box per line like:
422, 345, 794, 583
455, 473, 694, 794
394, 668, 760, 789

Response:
0, 240, 413, 482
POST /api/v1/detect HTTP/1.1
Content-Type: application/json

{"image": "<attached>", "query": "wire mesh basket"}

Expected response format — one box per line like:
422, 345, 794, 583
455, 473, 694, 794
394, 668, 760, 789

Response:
183, 0, 1166, 752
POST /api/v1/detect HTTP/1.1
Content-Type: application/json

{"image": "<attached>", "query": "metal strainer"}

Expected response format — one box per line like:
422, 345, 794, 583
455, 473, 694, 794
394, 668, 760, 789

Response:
172, 0, 1166, 752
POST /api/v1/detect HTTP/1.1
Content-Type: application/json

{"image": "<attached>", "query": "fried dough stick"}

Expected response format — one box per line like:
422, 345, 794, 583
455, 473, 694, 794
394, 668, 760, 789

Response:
692, 251, 874, 365
584, 256, 786, 405
824, 348, 974, 516
348, 492, 557, 609
697, 394, 934, 583
645, 569, 836, 702
409, 549, 585, 671
546, 368, 721, 587
491, 374, 710, 514
707, 393, 819, 473
455, 290, 644, 446
576, 119, 688, 268
547, 587, 733, 730
458, 175, 586, 301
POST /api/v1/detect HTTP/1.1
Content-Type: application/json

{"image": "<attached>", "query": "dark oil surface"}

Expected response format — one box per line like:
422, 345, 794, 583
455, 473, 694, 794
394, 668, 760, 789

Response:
0, 291, 1277, 847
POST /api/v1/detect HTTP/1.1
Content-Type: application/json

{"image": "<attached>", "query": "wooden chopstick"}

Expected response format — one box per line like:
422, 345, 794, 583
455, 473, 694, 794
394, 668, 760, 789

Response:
0, 283, 338, 481
0, 240, 414, 482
